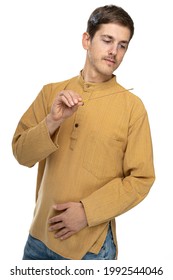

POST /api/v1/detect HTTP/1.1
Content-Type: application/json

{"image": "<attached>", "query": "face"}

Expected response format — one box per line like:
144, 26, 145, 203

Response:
82, 23, 131, 81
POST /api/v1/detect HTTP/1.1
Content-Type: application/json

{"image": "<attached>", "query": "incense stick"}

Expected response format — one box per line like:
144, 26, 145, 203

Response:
83, 88, 134, 103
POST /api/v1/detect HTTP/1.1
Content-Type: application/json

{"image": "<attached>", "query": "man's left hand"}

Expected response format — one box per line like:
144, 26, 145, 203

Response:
48, 202, 88, 240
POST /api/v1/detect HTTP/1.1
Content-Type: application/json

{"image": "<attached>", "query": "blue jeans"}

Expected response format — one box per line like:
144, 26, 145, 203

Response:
23, 226, 116, 260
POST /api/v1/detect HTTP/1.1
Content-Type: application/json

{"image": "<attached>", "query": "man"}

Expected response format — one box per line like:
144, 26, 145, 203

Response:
12, 5, 155, 260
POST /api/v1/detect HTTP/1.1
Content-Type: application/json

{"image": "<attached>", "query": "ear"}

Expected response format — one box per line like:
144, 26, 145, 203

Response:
82, 32, 91, 50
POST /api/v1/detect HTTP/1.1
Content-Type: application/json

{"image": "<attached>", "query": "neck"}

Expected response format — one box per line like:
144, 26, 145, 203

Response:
82, 68, 113, 83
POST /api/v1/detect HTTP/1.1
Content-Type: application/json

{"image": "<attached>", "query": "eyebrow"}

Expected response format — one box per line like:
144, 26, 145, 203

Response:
101, 34, 129, 44
101, 34, 114, 40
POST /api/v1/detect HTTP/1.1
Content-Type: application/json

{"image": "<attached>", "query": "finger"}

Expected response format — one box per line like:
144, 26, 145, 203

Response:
60, 91, 82, 107
78, 101, 84, 106
48, 214, 63, 224
59, 91, 76, 107
48, 221, 64, 232
61, 94, 73, 107
59, 231, 75, 240
67, 90, 83, 103
53, 202, 71, 211
58, 91, 73, 107
54, 227, 70, 239
66, 91, 80, 105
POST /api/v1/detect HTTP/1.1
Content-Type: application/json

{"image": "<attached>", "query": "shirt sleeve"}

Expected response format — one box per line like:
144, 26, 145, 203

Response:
12, 84, 59, 167
81, 111, 155, 226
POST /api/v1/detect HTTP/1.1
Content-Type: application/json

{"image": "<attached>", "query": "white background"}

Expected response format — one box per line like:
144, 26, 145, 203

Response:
1, 0, 173, 278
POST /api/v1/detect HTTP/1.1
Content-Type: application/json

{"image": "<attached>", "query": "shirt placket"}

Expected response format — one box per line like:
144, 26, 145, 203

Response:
69, 83, 92, 150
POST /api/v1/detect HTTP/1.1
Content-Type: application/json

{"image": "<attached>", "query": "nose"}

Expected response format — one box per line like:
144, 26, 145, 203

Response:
108, 44, 118, 55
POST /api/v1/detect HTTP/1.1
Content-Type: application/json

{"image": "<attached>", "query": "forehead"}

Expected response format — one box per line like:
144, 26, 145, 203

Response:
96, 23, 131, 41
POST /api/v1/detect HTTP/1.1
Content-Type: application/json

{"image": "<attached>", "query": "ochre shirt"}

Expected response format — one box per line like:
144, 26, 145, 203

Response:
12, 74, 155, 259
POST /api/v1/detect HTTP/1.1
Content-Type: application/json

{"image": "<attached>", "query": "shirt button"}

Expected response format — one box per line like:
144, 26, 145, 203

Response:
84, 84, 89, 91
75, 123, 79, 128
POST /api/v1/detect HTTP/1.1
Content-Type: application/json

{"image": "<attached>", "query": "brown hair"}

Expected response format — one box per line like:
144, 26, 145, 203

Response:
87, 5, 134, 40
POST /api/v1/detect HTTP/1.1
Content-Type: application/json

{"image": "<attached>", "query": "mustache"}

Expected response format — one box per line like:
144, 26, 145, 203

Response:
102, 56, 116, 63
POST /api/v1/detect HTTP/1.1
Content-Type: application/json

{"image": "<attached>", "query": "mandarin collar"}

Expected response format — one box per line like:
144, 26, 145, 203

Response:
77, 71, 117, 91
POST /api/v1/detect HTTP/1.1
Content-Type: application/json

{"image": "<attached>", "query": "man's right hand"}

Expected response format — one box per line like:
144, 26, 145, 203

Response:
46, 90, 83, 135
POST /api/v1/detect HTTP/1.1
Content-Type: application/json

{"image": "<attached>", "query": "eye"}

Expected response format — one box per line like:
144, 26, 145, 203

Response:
102, 39, 112, 44
118, 43, 128, 50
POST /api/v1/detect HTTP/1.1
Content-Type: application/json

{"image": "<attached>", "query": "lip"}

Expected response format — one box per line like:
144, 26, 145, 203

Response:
104, 58, 116, 65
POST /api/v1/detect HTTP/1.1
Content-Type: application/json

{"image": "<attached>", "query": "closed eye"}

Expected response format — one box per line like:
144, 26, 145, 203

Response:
117, 43, 128, 50
102, 39, 112, 44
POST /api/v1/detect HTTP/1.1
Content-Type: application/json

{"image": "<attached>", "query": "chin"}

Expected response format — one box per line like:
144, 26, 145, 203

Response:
102, 65, 117, 75
101, 69, 114, 77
